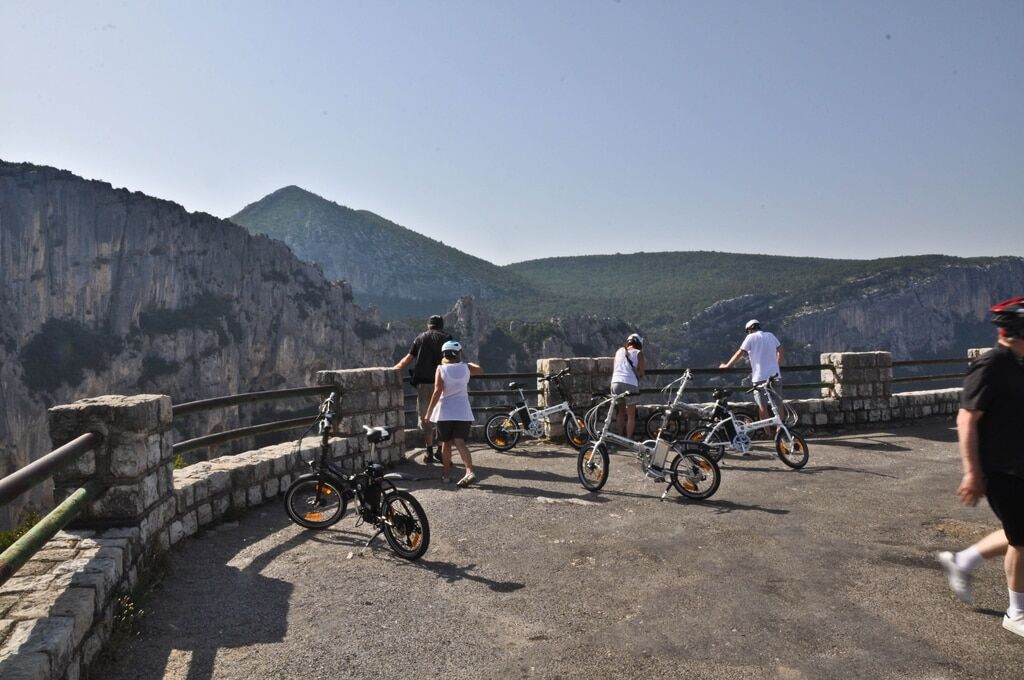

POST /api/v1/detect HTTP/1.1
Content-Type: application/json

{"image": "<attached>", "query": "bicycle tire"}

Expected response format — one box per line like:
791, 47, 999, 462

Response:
684, 426, 727, 462
577, 442, 609, 492
563, 413, 589, 451
670, 446, 721, 500
284, 476, 347, 529
484, 413, 520, 452
644, 409, 681, 440
775, 430, 809, 469
381, 490, 430, 560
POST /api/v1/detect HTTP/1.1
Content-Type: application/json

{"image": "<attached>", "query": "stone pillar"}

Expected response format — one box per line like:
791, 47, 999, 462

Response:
537, 357, 613, 441
820, 352, 892, 424
48, 394, 175, 551
316, 367, 406, 460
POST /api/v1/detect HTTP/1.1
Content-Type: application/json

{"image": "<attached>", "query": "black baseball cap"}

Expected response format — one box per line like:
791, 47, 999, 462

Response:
428, 315, 444, 329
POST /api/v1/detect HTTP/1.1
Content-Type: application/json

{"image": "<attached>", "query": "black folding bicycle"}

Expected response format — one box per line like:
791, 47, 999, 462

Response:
283, 392, 430, 560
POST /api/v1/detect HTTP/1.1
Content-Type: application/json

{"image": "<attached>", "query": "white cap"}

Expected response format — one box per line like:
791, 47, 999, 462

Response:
744, 319, 760, 330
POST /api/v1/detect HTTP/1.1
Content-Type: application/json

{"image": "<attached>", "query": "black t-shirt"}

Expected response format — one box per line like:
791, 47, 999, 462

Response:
408, 329, 451, 385
960, 343, 1024, 477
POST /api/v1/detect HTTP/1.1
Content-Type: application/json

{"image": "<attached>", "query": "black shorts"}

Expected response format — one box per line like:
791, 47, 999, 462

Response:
985, 472, 1024, 546
436, 420, 471, 442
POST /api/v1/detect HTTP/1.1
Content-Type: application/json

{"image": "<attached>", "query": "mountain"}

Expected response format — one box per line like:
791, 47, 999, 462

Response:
228, 183, 1023, 368
503, 252, 1024, 364
230, 186, 532, 319
0, 161, 402, 528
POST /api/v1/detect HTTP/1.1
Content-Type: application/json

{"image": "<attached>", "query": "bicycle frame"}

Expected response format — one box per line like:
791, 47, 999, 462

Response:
703, 382, 795, 454
502, 374, 583, 437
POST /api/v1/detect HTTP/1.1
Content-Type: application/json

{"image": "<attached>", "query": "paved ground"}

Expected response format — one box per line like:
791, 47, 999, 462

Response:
92, 420, 1024, 679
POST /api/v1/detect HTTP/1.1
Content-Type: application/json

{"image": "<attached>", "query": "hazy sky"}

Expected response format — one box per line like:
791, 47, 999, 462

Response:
2, 1, 1021, 265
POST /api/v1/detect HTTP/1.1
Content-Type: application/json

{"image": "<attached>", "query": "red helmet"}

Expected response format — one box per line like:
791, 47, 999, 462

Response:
991, 297, 1024, 338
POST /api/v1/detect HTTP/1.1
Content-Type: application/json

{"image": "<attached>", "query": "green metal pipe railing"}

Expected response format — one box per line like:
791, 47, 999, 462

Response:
0, 479, 105, 586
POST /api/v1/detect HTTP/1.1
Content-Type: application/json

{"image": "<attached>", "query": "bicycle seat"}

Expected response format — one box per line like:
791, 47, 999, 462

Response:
508, 381, 524, 390
712, 388, 731, 400
364, 425, 392, 444
366, 462, 385, 477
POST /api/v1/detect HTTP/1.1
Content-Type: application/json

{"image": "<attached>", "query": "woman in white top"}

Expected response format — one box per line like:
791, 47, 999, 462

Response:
610, 333, 646, 438
423, 340, 483, 487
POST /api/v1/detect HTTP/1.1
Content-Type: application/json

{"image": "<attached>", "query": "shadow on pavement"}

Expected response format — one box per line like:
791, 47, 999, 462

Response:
98, 514, 301, 680
402, 559, 526, 593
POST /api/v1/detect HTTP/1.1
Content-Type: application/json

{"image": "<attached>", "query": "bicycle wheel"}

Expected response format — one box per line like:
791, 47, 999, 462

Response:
684, 426, 727, 462
775, 430, 809, 469
484, 413, 520, 452
670, 444, 721, 500
577, 443, 610, 492
644, 410, 681, 440
284, 477, 347, 529
381, 490, 430, 560
563, 413, 589, 451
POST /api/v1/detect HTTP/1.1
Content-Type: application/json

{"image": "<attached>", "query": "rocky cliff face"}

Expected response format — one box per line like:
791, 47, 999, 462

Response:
675, 259, 1024, 367
0, 161, 399, 527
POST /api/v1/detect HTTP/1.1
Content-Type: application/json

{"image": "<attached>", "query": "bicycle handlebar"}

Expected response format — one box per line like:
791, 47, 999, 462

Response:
541, 368, 571, 382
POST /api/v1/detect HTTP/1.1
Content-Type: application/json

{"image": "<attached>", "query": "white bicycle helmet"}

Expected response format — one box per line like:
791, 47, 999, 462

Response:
626, 333, 644, 349
744, 319, 761, 331
441, 340, 463, 355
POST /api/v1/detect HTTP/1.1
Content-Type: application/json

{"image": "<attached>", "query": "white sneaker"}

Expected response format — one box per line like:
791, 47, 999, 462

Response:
456, 472, 477, 488
1002, 612, 1024, 639
937, 551, 973, 604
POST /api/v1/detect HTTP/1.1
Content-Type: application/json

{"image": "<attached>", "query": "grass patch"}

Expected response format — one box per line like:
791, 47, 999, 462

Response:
0, 513, 42, 552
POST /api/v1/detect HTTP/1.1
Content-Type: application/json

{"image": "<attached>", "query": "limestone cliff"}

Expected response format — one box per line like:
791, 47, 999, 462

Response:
0, 161, 398, 527
675, 259, 1024, 367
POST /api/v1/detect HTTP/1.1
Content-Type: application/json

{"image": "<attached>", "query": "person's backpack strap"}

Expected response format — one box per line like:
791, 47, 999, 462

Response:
624, 349, 640, 380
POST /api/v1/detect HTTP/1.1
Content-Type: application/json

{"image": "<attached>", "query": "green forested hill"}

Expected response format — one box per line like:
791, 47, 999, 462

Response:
231, 186, 534, 318
500, 251, 1012, 324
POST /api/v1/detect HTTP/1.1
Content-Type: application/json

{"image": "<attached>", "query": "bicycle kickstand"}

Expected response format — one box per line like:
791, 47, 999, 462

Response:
660, 482, 672, 502
360, 528, 384, 555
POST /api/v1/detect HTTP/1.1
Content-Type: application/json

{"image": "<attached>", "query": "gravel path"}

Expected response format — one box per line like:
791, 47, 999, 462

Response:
94, 420, 1024, 679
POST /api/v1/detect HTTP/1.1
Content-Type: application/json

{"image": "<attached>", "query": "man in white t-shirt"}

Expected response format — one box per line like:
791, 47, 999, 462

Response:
719, 319, 785, 425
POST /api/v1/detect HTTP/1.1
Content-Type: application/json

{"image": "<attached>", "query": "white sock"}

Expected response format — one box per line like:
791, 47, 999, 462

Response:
1008, 589, 1024, 618
954, 546, 984, 572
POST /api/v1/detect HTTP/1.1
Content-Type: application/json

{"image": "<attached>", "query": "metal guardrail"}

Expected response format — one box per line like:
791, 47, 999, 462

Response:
172, 385, 335, 417
0, 432, 103, 507
0, 432, 105, 586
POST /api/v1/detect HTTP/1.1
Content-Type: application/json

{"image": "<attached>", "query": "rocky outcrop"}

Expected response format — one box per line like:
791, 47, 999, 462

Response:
675, 259, 1024, 366
0, 161, 398, 527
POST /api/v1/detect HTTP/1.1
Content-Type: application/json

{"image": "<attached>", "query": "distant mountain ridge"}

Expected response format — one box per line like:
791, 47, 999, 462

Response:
231, 186, 532, 318
229, 185, 1024, 367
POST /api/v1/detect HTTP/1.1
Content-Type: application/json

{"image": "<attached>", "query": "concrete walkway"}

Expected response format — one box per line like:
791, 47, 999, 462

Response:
93, 420, 1024, 679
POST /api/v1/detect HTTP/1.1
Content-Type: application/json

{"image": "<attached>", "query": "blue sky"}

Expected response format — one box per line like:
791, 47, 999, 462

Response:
2, 1, 1021, 264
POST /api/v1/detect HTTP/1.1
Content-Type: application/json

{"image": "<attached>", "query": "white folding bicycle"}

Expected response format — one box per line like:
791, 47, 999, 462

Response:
687, 375, 809, 469
578, 389, 721, 501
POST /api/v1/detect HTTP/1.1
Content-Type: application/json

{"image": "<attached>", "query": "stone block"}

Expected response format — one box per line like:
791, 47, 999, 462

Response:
197, 503, 213, 526
169, 520, 184, 545
48, 394, 172, 444
212, 496, 230, 519
263, 478, 279, 498
2, 616, 76, 673
206, 470, 231, 496
0, 575, 57, 596
52, 451, 96, 483
0, 649, 51, 679
231, 489, 246, 509
108, 438, 151, 478
247, 485, 263, 506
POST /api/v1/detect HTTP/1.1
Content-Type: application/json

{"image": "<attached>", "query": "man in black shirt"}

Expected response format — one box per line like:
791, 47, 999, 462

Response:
393, 315, 451, 462
937, 297, 1024, 639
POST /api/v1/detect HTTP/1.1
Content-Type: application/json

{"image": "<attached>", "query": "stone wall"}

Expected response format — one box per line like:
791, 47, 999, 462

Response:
0, 367, 404, 680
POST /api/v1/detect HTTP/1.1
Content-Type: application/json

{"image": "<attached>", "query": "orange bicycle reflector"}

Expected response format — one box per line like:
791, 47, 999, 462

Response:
305, 512, 324, 521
